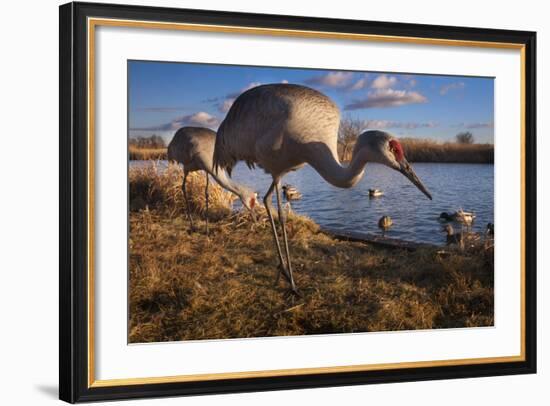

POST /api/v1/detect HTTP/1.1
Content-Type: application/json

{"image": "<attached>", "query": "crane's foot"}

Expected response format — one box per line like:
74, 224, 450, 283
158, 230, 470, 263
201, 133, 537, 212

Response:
282, 286, 301, 299
288, 275, 299, 297
289, 286, 301, 297
275, 265, 300, 296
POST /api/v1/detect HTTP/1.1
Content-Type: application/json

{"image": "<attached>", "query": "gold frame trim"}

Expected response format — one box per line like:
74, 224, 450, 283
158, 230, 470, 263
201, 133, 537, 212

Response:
87, 17, 527, 388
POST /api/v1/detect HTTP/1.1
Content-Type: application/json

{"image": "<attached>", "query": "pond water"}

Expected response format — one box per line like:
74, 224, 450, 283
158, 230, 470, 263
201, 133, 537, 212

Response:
131, 161, 494, 246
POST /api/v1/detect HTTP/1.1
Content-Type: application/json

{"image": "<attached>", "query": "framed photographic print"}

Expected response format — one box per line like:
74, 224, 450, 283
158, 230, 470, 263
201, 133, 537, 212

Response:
59, 1, 537, 403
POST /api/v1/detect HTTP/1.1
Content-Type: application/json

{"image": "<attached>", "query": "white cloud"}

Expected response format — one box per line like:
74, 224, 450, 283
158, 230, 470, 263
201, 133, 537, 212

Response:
180, 112, 219, 128
226, 82, 262, 98
348, 75, 369, 91
305, 71, 354, 88
281, 79, 289, 84
132, 111, 220, 131
457, 121, 494, 129
344, 89, 428, 110
218, 82, 262, 112
364, 120, 437, 129
218, 98, 236, 113
440, 81, 465, 95
371, 74, 398, 89
305, 72, 371, 92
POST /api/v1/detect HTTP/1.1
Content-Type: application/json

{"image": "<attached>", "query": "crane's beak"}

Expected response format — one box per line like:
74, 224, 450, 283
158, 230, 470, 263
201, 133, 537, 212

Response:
398, 159, 432, 200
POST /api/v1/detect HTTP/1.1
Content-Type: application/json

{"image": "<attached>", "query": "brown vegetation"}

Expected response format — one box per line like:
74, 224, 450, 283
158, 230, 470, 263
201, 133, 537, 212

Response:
129, 162, 234, 216
337, 117, 364, 161
336, 117, 493, 163
128, 166, 494, 343
400, 138, 494, 163
130, 140, 493, 164
129, 146, 167, 161
339, 137, 493, 163
130, 134, 166, 148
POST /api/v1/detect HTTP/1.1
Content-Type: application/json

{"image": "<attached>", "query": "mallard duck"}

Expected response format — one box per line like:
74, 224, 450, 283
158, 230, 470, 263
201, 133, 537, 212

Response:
441, 224, 464, 246
442, 224, 482, 248
282, 184, 302, 200
378, 215, 393, 233
439, 209, 476, 225
455, 209, 476, 225
369, 189, 384, 198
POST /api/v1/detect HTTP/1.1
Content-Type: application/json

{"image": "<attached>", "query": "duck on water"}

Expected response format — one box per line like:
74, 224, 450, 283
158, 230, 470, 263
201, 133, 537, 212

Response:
439, 209, 476, 225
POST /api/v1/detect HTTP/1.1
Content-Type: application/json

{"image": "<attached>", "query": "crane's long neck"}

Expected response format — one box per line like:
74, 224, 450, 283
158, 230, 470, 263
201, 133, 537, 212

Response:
205, 166, 248, 200
306, 144, 369, 189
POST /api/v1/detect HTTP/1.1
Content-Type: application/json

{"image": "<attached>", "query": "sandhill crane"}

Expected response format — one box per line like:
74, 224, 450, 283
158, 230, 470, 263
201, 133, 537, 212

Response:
168, 127, 258, 236
214, 84, 431, 293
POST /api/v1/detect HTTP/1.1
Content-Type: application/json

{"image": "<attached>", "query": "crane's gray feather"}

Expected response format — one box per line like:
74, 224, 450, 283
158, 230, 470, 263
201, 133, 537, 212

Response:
214, 84, 341, 178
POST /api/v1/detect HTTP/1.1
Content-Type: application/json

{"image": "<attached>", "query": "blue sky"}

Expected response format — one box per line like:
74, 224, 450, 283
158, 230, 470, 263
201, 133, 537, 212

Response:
129, 61, 494, 143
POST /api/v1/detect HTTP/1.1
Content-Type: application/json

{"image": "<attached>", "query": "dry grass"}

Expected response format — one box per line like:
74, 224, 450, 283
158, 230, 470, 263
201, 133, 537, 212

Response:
129, 162, 235, 218
129, 167, 494, 343
129, 146, 167, 161
400, 138, 494, 163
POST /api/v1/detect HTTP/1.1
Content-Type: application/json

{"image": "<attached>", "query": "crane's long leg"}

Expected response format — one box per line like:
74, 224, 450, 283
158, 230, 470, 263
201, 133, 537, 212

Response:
182, 171, 195, 232
263, 180, 292, 285
275, 182, 297, 293
205, 172, 209, 238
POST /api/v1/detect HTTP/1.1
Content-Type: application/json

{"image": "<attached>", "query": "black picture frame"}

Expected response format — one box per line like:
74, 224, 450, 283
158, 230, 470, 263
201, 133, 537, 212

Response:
59, 1, 537, 403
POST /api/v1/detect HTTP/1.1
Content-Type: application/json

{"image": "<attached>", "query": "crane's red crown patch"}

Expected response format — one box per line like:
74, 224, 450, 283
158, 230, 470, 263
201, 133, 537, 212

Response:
389, 139, 404, 161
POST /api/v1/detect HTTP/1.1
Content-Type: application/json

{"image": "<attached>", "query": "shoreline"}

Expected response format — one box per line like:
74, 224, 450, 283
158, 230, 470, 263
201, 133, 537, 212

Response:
129, 143, 495, 164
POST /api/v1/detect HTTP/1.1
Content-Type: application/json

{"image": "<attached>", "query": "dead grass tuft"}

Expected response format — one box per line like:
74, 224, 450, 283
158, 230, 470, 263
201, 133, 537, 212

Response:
129, 162, 235, 219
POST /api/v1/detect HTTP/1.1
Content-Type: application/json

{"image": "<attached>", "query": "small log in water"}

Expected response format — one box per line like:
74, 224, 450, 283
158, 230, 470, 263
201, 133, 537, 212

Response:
322, 227, 438, 251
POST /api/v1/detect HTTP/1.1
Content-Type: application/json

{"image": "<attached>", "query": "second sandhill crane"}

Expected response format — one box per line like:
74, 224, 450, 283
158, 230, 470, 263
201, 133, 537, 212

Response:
168, 127, 258, 236
214, 84, 432, 293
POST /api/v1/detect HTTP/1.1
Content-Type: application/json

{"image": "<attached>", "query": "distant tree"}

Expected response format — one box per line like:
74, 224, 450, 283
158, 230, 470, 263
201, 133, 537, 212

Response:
456, 131, 474, 144
338, 117, 365, 161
